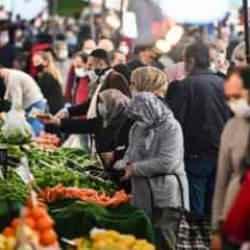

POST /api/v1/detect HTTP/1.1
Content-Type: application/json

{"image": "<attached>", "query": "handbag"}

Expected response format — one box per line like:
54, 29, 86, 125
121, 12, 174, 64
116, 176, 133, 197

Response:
174, 174, 211, 250
148, 174, 211, 250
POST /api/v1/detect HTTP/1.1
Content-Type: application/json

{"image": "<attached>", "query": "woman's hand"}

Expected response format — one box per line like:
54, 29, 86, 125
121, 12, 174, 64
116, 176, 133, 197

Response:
55, 109, 69, 120
121, 162, 135, 181
40, 116, 61, 126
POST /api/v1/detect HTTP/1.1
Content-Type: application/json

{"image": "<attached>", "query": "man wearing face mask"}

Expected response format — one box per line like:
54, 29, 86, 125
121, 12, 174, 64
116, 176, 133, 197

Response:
211, 67, 250, 250
57, 49, 131, 120
166, 41, 231, 218
54, 41, 71, 90
0, 30, 16, 68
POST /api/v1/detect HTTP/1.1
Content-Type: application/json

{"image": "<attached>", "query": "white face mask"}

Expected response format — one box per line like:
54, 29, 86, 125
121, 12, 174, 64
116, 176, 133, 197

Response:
58, 49, 68, 60
227, 99, 250, 117
119, 45, 129, 55
98, 103, 108, 117
74, 68, 86, 78
0, 32, 9, 45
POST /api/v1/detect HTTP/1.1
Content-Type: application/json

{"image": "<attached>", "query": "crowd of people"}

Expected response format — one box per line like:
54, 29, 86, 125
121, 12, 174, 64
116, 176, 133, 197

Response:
0, 5, 250, 250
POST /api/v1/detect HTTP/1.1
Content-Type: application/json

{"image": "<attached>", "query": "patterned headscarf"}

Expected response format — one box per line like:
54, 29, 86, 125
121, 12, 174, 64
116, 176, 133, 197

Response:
127, 92, 172, 149
98, 89, 130, 127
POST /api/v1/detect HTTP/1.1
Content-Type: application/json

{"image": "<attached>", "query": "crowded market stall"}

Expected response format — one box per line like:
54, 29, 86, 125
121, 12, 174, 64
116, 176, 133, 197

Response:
0, 112, 155, 249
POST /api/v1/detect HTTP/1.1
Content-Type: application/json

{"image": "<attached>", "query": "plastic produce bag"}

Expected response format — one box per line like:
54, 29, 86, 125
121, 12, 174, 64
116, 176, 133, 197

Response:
1, 109, 32, 144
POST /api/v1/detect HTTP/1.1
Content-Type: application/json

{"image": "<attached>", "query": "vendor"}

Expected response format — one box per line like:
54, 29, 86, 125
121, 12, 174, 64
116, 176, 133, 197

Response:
0, 65, 46, 136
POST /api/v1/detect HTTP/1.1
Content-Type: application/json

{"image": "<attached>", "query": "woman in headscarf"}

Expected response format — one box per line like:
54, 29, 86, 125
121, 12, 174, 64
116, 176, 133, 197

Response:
114, 92, 189, 250
44, 89, 133, 169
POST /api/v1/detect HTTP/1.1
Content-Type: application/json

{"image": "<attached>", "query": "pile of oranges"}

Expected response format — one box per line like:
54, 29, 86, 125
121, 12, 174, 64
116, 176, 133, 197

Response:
2, 201, 58, 247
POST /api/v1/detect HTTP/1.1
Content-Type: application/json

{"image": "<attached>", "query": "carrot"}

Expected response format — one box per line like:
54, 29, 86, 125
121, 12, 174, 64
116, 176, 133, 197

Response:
39, 186, 129, 207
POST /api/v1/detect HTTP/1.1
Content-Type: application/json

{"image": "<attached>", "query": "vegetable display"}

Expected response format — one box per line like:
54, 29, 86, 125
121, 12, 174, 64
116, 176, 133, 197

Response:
40, 185, 129, 207
74, 228, 155, 250
33, 132, 61, 150
26, 147, 116, 193
0, 145, 116, 204
49, 201, 155, 242
0, 171, 28, 204
2, 199, 60, 249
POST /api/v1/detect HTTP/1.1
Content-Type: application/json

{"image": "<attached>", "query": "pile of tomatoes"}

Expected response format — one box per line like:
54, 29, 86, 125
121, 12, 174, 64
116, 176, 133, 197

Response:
3, 201, 58, 247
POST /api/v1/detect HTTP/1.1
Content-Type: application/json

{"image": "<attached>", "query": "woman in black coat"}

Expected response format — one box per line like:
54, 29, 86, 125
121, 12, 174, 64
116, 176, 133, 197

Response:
45, 89, 133, 169
33, 51, 64, 114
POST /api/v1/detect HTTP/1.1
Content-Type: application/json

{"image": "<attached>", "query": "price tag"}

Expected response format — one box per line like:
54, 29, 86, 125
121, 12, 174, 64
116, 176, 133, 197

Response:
15, 157, 34, 184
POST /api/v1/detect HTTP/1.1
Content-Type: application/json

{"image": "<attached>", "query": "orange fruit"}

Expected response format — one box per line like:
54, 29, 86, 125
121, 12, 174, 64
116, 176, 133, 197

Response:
39, 229, 57, 246
24, 217, 36, 229
23, 207, 32, 217
36, 216, 54, 231
31, 206, 47, 219
3, 227, 14, 237
11, 218, 20, 229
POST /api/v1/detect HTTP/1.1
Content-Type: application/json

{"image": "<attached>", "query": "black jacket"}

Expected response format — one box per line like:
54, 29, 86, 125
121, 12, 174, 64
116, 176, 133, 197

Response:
37, 72, 64, 115
166, 69, 231, 159
60, 116, 133, 156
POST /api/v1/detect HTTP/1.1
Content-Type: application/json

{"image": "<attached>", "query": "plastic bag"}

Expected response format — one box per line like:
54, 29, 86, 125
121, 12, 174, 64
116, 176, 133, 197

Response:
1, 109, 32, 144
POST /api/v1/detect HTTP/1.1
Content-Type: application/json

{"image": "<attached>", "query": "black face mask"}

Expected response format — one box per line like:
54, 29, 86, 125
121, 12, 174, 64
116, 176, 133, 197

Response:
94, 68, 104, 76
35, 64, 45, 72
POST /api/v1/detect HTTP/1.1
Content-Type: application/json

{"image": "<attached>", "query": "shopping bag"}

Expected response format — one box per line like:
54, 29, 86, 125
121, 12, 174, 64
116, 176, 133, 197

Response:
149, 174, 211, 250
173, 174, 211, 250
1, 109, 32, 144
176, 212, 211, 250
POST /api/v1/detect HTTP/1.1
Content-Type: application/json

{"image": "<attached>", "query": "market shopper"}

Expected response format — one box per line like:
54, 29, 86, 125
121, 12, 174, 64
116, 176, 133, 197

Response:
33, 51, 64, 115
231, 42, 248, 68
114, 92, 189, 250
127, 45, 164, 72
0, 66, 46, 135
56, 49, 131, 120
53, 41, 71, 91
64, 52, 90, 105
44, 89, 133, 169
82, 39, 97, 55
0, 30, 16, 68
166, 42, 231, 218
211, 66, 250, 250
130, 66, 168, 99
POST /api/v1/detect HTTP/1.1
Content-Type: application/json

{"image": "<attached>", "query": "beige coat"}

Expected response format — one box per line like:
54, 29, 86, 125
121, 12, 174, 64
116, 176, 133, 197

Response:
212, 117, 250, 228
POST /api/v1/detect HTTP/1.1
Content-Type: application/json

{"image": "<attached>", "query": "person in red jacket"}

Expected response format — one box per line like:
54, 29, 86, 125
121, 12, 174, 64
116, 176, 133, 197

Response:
65, 52, 90, 105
